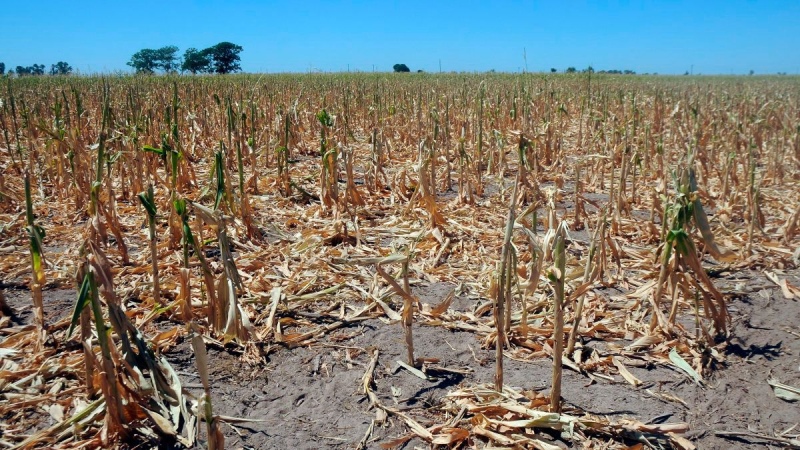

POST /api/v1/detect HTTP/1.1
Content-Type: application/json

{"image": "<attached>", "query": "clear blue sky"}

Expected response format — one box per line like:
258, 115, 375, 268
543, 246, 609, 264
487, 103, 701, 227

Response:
2, 1, 798, 75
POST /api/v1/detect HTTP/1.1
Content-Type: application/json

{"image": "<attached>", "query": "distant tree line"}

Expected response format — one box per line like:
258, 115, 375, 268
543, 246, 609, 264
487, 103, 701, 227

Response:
0, 61, 73, 76
50, 62, 73, 75
127, 42, 243, 74
556, 66, 635, 74
595, 69, 636, 75
395, 64, 640, 75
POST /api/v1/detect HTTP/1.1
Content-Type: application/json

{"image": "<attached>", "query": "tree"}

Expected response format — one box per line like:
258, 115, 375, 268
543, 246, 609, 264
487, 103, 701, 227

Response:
155, 46, 180, 72
128, 49, 159, 73
16, 64, 45, 76
182, 47, 212, 74
393, 63, 410, 73
565, 67, 577, 73
206, 42, 243, 74
127, 45, 179, 73
50, 61, 72, 75
550, 68, 557, 73
0, 63, 4, 75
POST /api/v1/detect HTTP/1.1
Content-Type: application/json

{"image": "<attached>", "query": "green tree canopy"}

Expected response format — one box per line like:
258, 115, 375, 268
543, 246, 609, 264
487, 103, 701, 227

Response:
130, 42, 243, 75
0, 63, 4, 75
16, 64, 45, 76
565, 67, 577, 73
393, 63, 410, 73
50, 61, 73, 75
206, 42, 243, 74
128, 45, 179, 73
594, 69, 637, 75
128, 49, 159, 73
156, 46, 180, 72
181, 48, 212, 74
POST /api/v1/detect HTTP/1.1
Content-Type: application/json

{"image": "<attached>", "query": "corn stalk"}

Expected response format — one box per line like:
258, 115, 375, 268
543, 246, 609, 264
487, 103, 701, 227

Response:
566, 212, 605, 355
192, 201, 252, 343
190, 324, 223, 450
651, 162, 729, 338
70, 255, 126, 440
70, 241, 195, 446
493, 182, 519, 390
24, 169, 46, 345
137, 184, 160, 305
175, 198, 216, 322
548, 229, 566, 413
375, 255, 416, 366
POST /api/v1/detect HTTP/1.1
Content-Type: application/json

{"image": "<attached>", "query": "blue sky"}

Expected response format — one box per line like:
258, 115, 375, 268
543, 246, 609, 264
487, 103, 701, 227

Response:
2, 1, 798, 75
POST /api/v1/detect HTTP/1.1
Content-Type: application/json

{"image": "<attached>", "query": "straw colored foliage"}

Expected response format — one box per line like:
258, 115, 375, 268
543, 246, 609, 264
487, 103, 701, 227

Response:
0, 73, 798, 448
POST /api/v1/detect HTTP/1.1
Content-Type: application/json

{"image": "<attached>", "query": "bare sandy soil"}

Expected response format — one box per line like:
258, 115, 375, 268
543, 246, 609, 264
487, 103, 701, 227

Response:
182, 271, 797, 450
7, 268, 793, 449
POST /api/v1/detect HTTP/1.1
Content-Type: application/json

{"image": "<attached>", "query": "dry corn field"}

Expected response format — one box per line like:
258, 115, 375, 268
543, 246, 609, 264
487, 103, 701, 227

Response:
1, 73, 799, 449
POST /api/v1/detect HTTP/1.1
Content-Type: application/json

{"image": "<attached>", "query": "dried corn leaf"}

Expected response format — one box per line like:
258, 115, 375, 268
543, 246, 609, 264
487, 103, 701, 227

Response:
668, 349, 703, 385
768, 377, 800, 402
613, 357, 643, 387
428, 290, 455, 317
396, 360, 434, 381
430, 427, 470, 445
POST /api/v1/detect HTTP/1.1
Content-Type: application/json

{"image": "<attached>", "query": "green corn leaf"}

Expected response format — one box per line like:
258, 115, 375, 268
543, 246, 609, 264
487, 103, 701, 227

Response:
24, 171, 35, 226
106, 151, 122, 165
24, 172, 45, 279
174, 198, 211, 274
173, 198, 190, 266
138, 185, 157, 220
138, 194, 157, 220
169, 150, 180, 187
27, 224, 45, 272
173, 198, 187, 217
29, 224, 46, 241
139, 192, 156, 220
672, 231, 693, 257
316, 109, 333, 127
68, 273, 91, 338
142, 145, 165, 156
214, 150, 225, 210
322, 148, 337, 171
160, 131, 172, 152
